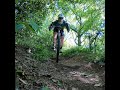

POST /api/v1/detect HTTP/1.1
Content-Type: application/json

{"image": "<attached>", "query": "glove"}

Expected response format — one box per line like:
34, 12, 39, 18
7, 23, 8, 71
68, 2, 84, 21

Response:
67, 29, 70, 32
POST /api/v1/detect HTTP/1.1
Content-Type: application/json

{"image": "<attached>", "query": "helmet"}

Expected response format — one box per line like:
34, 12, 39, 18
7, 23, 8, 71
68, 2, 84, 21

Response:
58, 14, 64, 18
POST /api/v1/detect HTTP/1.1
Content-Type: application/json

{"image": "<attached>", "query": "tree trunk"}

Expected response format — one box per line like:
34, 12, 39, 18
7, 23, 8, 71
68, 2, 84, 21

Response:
78, 33, 82, 46
88, 35, 92, 51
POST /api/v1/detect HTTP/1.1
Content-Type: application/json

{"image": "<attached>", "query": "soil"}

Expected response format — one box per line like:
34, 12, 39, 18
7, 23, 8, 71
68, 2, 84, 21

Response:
15, 45, 105, 90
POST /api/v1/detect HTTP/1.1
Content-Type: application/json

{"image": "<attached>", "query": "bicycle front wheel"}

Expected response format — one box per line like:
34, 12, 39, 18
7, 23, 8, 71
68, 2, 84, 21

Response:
56, 34, 60, 63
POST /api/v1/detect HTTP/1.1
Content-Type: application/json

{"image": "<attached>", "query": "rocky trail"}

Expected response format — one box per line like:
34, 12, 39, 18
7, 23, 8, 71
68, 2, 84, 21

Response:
15, 45, 105, 90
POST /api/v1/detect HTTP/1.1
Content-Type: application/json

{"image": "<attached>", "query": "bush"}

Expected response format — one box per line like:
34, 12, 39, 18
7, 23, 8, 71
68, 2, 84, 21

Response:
15, 28, 55, 62
62, 46, 90, 57
62, 46, 105, 62
32, 46, 55, 62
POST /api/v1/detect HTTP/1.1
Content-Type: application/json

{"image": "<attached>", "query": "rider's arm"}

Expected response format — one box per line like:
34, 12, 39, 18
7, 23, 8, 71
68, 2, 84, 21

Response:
49, 22, 54, 31
49, 21, 57, 31
65, 22, 70, 32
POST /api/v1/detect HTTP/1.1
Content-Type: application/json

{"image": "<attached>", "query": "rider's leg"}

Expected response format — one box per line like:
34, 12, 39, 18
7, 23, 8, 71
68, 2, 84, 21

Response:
53, 31, 57, 49
60, 31, 64, 49
60, 36, 64, 49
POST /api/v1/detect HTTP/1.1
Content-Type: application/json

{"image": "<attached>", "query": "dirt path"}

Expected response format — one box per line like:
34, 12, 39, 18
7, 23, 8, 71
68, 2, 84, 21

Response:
15, 45, 105, 90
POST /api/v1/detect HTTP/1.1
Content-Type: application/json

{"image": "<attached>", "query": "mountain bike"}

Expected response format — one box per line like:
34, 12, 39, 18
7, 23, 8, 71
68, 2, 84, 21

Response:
55, 26, 62, 63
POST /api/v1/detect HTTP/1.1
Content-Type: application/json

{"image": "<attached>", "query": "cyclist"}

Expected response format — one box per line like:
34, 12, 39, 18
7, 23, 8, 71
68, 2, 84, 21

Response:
49, 14, 70, 51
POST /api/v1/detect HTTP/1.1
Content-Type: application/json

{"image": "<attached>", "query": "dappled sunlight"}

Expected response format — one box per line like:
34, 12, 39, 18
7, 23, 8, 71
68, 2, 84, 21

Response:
63, 30, 77, 50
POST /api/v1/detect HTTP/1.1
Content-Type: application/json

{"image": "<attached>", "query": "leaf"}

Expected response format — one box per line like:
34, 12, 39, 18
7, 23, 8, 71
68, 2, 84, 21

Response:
15, 0, 18, 3
94, 83, 102, 87
29, 19, 39, 31
19, 78, 27, 85
41, 86, 50, 90
22, 22, 35, 32
15, 24, 25, 31
52, 79, 57, 83
16, 21, 35, 32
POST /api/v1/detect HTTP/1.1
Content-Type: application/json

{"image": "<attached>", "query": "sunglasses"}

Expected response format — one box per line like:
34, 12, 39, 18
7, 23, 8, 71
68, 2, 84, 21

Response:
59, 17, 63, 19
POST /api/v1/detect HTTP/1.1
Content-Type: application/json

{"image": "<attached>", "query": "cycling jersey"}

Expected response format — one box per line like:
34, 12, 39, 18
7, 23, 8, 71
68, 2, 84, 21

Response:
49, 20, 70, 33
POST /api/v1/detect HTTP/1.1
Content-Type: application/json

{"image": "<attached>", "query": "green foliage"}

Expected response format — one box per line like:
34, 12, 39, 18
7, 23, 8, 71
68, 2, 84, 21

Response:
15, 0, 49, 22
15, 24, 54, 61
61, 0, 105, 47
15, 21, 35, 32
41, 86, 50, 90
83, 51, 105, 62
32, 46, 54, 62
57, 80, 63, 88
15, 23, 26, 31
15, 0, 105, 63
28, 19, 39, 31
62, 46, 90, 57
62, 46, 105, 62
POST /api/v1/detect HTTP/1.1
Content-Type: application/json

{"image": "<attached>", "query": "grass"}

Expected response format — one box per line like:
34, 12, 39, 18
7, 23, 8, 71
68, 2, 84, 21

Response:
61, 46, 105, 62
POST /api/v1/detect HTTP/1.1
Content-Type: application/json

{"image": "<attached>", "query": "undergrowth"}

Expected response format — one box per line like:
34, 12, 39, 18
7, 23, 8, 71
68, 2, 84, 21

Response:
62, 46, 105, 62
15, 30, 104, 63
15, 29, 55, 62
